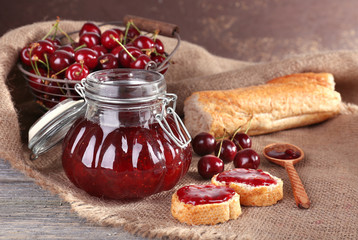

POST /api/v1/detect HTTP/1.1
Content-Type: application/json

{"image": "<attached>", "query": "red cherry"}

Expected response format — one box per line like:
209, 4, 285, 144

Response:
57, 44, 75, 57
112, 28, 124, 41
232, 133, 252, 150
154, 38, 165, 54
132, 35, 155, 51
111, 45, 124, 59
233, 148, 260, 169
74, 48, 98, 70
31, 40, 56, 62
125, 27, 140, 41
151, 55, 168, 74
43, 80, 63, 96
91, 45, 107, 57
20, 46, 32, 66
118, 46, 142, 68
79, 32, 101, 48
79, 22, 101, 36
215, 139, 237, 163
197, 155, 224, 179
49, 50, 74, 72
65, 63, 90, 81
129, 54, 151, 69
101, 29, 120, 50
98, 53, 118, 70
28, 68, 46, 91
192, 132, 216, 156
45, 37, 61, 48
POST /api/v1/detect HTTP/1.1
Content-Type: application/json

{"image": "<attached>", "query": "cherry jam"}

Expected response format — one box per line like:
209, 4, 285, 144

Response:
62, 115, 191, 199
61, 69, 192, 199
266, 149, 301, 160
216, 168, 277, 187
176, 185, 236, 206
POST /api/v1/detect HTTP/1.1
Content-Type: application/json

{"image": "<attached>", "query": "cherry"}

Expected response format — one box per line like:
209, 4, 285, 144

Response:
49, 50, 74, 72
132, 35, 155, 51
112, 28, 124, 41
118, 46, 142, 68
197, 155, 224, 179
31, 40, 56, 62
91, 45, 107, 57
98, 53, 118, 70
151, 55, 168, 74
65, 63, 90, 81
28, 68, 46, 91
129, 54, 151, 69
79, 32, 101, 48
125, 27, 140, 42
79, 22, 101, 36
192, 132, 216, 156
45, 37, 61, 47
154, 38, 165, 54
20, 46, 32, 66
111, 45, 124, 59
232, 133, 252, 150
101, 29, 120, 50
233, 148, 260, 169
42, 80, 63, 96
74, 48, 98, 70
57, 44, 75, 57
215, 139, 237, 163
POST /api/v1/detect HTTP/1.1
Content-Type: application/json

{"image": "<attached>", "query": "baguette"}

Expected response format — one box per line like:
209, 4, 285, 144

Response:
184, 72, 341, 138
212, 168, 283, 207
171, 184, 241, 225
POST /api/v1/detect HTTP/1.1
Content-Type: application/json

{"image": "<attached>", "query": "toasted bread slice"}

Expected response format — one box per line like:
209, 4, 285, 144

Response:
171, 184, 241, 225
212, 168, 283, 207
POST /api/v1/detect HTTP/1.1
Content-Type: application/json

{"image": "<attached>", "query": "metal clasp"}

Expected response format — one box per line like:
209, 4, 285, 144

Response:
74, 78, 87, 100
155, 93, 191, 148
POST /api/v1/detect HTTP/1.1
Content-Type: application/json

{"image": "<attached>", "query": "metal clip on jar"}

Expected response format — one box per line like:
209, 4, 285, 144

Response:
29, 69, 192, 199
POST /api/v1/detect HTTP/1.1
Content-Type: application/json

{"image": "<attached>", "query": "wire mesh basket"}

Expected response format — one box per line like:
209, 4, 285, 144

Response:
18, 16, 181, 110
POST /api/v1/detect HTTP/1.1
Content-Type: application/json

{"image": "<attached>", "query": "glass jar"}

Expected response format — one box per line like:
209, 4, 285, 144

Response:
61, 69, 192, 199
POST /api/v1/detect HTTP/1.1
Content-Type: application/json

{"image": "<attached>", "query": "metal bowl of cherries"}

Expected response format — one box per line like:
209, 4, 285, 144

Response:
18, 16, 180, 110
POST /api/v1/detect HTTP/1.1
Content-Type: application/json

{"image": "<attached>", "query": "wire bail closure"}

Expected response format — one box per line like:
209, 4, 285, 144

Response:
74, 78, 86, 100
155, 93, 192, 148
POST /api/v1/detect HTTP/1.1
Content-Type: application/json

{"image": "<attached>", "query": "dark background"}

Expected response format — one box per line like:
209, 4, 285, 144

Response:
2, 0, 358, 62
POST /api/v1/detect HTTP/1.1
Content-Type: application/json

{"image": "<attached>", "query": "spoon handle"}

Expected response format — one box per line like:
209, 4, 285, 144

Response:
284, 161, 310, 209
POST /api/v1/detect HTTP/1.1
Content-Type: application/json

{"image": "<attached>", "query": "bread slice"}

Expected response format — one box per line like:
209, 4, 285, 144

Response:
184, 72, 341, 138
171, 184, 241, 225
212, 168, 283, 207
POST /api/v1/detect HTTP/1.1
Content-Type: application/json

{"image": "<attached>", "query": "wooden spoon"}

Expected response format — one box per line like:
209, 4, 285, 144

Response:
263, 143, 310, 209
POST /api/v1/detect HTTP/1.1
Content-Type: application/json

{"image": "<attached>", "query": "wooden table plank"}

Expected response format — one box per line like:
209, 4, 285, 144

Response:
0, 159, 148, 240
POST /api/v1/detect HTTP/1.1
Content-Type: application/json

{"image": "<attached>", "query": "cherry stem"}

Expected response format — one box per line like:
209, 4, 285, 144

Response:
216, 137, 224, 158
44, 54, 50, 78
231, 126, 242, 141
245, 116, 253, 134
75, 61, 85, 76
42, 18, 60, 40
53, 66, 68, 76
58, 25, 74, 43
74, 44, 86, 52
123, 21, 131, 45
152, 29, 160, 41
111, 36, 137, 61
130, 20, 141, 35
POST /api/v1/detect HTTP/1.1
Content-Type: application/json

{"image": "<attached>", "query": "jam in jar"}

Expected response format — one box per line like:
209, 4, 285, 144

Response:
61, 69, 192, 199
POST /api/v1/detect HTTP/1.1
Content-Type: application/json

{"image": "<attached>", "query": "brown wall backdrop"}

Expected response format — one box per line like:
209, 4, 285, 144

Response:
2, 0, 358, 62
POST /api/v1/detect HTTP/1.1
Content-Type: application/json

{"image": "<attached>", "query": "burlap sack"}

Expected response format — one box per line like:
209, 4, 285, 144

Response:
1, 20, 358, 240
